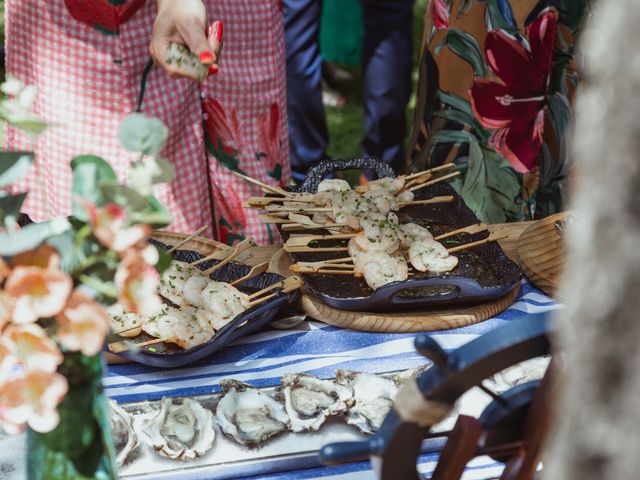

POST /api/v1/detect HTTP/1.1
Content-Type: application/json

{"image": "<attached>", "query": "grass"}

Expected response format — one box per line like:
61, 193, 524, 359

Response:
325, 0, 428, 161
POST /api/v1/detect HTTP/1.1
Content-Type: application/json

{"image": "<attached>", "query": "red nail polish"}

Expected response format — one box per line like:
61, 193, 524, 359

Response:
208, 64, 219, 75
199, 51, 215, 65
215, 22, 224, 42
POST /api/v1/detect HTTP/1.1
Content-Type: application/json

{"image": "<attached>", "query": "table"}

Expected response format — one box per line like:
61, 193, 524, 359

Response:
0, 223, 560, 479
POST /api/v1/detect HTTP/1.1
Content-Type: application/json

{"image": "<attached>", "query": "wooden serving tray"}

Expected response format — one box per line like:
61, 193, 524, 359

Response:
517, 211, 571, 297
268, 222, 526, 333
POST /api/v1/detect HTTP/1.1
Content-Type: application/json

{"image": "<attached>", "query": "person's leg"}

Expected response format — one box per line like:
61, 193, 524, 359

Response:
361, 0, 414, 173
283, 0, 328, 182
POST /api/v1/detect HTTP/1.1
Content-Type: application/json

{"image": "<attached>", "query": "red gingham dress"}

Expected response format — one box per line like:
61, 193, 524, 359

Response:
4, 0, 290, 245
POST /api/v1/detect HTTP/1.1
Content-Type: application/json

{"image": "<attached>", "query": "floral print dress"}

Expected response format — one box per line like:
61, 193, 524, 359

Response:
4, 0, 290, 245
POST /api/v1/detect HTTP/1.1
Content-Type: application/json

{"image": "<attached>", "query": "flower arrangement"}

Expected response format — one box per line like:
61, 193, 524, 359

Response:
0, 77, 173, 445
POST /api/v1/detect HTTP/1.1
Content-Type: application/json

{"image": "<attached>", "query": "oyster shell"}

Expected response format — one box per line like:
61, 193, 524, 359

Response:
336, 370, 398, 434
108, 400, 139, 467
277, 373, 354, 432
215, 379, 290, 446
141, 397, 215, 461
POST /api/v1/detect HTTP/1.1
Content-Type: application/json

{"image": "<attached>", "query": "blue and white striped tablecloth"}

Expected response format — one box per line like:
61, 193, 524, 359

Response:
106, 280, 559, 479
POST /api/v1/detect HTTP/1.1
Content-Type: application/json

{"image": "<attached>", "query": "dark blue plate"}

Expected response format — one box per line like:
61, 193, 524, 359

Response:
111, 241, 298, 368
280, 158, 522, 311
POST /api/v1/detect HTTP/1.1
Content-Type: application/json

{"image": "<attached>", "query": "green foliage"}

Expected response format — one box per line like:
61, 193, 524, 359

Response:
70, 155, 117, 219
0, 218, 71, 256
0, 151, 34, 186
435, 28, 487, 76
118, 113, 168, 155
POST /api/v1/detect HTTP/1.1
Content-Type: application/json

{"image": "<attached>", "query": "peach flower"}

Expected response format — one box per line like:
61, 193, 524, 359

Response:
0, 338, 17, 384
55, 291, 110, 356
3, 324, 63, 373
5, 265, 72, 324
86, 202, 150, 253
10, 244, 59, 270
115, 250, 162, 317
0, 370, 68, 433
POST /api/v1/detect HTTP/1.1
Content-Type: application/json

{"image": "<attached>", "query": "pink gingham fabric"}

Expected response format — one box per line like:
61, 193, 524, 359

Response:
4, 0, 290, 245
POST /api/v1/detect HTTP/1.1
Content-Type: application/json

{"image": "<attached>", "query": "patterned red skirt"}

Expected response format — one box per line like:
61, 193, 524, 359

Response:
5, 0, 290, 245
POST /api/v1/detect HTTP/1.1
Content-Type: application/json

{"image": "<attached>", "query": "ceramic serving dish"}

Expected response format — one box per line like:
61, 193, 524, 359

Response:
280, 158, 522, 311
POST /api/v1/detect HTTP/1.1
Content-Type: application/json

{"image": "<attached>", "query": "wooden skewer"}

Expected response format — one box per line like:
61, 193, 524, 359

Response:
265, 205, 332, 213
203, 237, 256, 275
244, 196, 315, 207
400, 173, 432, 191
409, 171, 461, 192
286, 233, 356, 248
446, 232, 509, 254
108, 337, 166, 354
257, 214, 292, 224
247, 275, 303, 301
190, 237, 254, 267
405, 163, 455, 180
166, 225, 208, 254
231, 171, 293, 197
434, 223, 488, 241
113, 325, 143, 337
291, 267, 356, 275
230, 262, 269, 286
400, 195, 455, 207
285, 246, 350, 253
281, 222, 352, 232
246, 276, 303, 307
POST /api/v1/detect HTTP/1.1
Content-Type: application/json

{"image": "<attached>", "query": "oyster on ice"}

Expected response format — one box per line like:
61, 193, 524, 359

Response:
336, 370, 398, 434
141, 397, 215, 461
108, 400, 139, 467
276, 373, 354, 432
215, 379, 290, 446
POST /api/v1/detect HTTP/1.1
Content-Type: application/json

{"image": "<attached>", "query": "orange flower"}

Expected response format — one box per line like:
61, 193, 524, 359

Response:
85, 202, 150, 253
115, 251, 162, 318
0, 338, 17, 384
3, 324, 63, 373
0, 370, 68, 433
5, 265, 72, 324
10, 244, 59, 270
55, 291, 110, 356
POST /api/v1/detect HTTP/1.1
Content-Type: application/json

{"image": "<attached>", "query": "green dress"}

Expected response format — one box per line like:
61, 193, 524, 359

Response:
320, 0, 364, 66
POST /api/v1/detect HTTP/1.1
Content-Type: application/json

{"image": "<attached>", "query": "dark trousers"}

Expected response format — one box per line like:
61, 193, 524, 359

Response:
283, 0, 414, 181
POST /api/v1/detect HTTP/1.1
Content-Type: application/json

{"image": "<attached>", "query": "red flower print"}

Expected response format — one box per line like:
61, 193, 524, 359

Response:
470, 9, 557, 173
64, 0, 145, 34
429, 0, 450, 31
203, 98, 242, 155
202, 97, 247, 174
256, 103, 284, 185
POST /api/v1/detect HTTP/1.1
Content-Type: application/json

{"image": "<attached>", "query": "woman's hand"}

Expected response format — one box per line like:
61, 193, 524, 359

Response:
150, 0, 223, 79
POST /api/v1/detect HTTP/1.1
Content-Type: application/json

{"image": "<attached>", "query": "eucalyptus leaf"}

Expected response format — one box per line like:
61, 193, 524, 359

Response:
70, 155, 117, 218
119, 113, 168, 155
0, 217, 71, 256
100, 182, 148, 211
0, 151, 34, 186
0, 192, 27, 223
434, 28, 487, 76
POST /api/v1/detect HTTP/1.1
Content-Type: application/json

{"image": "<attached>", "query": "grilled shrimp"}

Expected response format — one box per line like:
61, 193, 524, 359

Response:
108, 303, 144, 337
317, 178, 351, 192
353, 226, 400, 254
408, 239, 458, 273
396, 190, 415, 203
361, 190, 399, 216
200, 282, 250, 323
158, 261, 203, 305
399, 223, 434, 249
182, 275, 209, 307
143, 306, 213, 350
354, 251, 408, 289
356, 177, 405, 194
